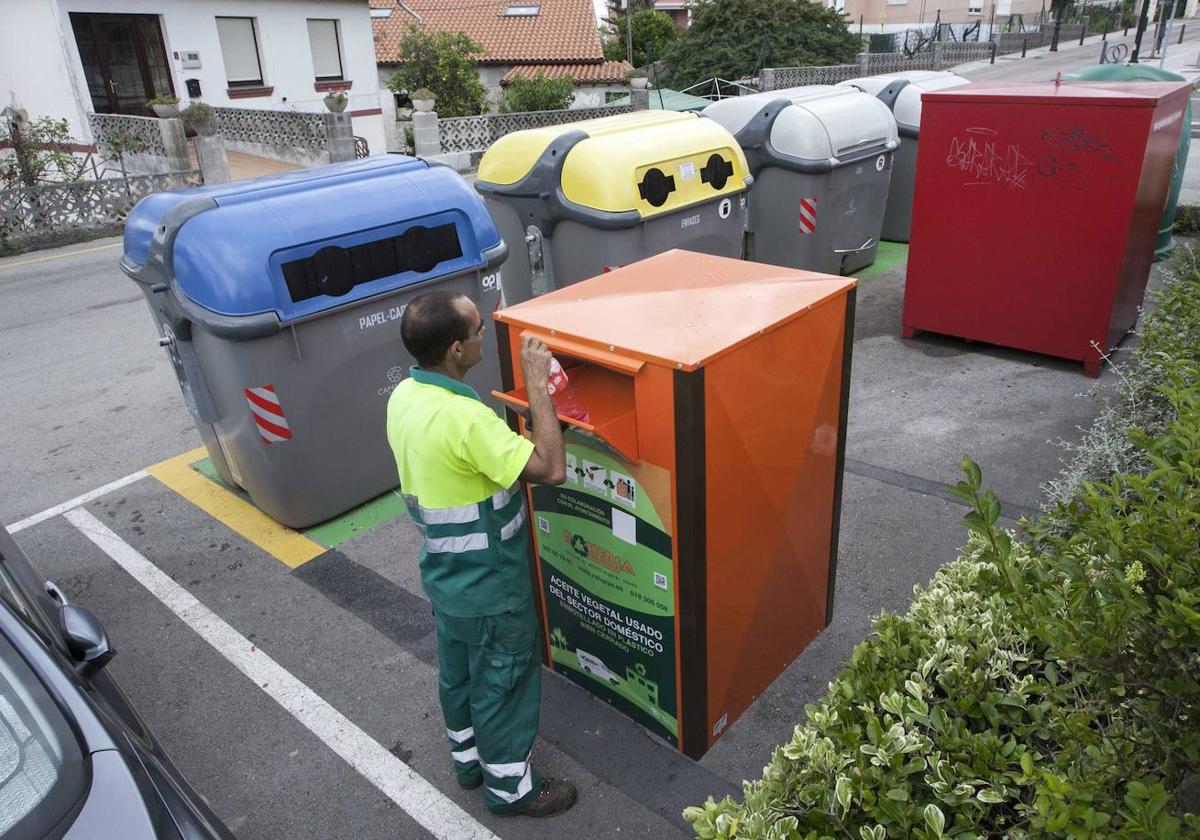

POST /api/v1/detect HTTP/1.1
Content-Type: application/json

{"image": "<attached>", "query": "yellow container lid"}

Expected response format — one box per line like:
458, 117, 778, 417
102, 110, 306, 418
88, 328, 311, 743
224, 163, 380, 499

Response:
476, 110, 750, 220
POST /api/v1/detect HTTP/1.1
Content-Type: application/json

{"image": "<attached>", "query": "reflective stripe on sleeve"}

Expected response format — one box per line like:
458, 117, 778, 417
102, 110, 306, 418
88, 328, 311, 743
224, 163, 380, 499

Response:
491, 486, 515, 509
499, 507, 526, 541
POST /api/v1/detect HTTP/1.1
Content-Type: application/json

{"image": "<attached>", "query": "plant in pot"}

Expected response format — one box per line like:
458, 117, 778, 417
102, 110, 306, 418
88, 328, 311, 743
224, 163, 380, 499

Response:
411, 88, 436, 112
146, 93, 180, 118
627, 69, 649, 90
323, 87, 349, 112
180, 101, 217, 137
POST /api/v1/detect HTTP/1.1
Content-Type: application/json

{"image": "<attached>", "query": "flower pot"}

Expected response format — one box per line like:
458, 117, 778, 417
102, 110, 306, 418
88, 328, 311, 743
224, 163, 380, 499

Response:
412, 98, 435, 113
630, 77, 649, 90
193, 119, 218, 137
324, 96, 348, 113
152, 103, 179, 118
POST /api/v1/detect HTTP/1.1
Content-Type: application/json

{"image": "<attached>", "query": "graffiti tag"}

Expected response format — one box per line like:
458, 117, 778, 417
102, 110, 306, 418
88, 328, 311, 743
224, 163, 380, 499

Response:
945, 131, 1033, 190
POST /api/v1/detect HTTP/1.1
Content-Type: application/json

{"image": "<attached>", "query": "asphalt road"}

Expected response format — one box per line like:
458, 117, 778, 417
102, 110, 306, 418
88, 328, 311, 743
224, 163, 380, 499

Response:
957, 25, 1200, 82
2, 221, 1149, 838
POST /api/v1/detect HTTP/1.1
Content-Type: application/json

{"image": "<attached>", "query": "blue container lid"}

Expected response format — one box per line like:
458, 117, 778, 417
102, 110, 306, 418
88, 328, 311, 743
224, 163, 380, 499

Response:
122, 156, 502, 324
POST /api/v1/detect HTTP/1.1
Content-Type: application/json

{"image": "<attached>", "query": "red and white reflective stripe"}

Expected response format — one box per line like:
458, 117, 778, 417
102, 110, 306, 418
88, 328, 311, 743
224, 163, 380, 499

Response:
244, 385, 293, 444
799, 198, 818, 234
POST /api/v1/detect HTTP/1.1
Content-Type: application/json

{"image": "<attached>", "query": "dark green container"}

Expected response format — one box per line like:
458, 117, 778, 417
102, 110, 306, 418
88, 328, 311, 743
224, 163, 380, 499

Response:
1068, 64, 1192, 257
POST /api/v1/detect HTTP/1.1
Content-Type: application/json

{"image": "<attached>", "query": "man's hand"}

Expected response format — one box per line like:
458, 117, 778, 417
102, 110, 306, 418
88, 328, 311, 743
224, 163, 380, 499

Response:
520, 334, 552, 393
517, 334, 566, 486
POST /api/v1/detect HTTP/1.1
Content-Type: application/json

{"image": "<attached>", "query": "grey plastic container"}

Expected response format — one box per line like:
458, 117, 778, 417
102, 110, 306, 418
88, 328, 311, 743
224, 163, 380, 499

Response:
838, 71, 970, 242
703, 86, 899, 275
705, 87, 897, 273
120, 157, 507, 529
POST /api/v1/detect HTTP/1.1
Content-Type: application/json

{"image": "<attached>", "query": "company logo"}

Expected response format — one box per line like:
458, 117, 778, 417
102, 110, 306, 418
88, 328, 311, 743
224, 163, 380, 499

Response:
876, 154, 886, 172
718, 198, 732, 220
378, 365, 406, 396
564, 531, 635, 575
680, 214, 701, 229
1154, 110, 1183, 132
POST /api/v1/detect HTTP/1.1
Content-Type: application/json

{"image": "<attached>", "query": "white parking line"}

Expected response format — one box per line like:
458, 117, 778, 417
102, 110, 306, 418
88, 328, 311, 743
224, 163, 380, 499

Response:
6, 470, 150, 534
63, 508, 500, 840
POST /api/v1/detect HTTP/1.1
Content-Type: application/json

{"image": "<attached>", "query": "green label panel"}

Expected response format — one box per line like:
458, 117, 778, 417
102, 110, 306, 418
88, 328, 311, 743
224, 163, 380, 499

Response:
531, 437, 677, 745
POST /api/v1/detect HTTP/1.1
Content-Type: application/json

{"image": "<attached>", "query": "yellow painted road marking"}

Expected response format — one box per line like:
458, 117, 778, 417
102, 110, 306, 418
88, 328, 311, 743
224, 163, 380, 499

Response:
146, 447, 324, 569
0, 241, 122, 271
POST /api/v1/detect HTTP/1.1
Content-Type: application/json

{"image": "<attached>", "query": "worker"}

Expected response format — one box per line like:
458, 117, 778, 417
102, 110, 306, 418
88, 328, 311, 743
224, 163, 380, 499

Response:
386, 289, 575, 818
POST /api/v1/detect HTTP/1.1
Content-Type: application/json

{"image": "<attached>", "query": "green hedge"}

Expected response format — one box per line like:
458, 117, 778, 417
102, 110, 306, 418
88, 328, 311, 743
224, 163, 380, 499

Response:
685, 253, 1200, 839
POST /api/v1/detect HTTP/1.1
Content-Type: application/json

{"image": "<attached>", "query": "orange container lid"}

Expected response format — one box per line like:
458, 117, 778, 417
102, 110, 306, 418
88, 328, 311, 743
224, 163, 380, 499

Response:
495, 250, 856, 371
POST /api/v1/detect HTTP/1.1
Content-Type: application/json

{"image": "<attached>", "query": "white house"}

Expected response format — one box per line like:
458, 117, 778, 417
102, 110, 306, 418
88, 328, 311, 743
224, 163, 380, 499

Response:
0, 0, 387, 159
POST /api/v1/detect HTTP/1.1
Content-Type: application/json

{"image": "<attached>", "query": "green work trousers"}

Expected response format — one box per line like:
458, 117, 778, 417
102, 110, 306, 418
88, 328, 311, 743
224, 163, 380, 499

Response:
434, 598, 543, 813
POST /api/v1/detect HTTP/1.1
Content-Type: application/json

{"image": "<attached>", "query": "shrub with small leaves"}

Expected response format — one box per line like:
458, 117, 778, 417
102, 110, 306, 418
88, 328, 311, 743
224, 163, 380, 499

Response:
685, 250, 1200, 838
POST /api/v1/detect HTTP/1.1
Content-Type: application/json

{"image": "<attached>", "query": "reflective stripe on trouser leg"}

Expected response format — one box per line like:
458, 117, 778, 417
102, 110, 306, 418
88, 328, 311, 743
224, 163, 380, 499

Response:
473, 602, 542, 812
434, 619, 481, 785
435, 600, 543, 813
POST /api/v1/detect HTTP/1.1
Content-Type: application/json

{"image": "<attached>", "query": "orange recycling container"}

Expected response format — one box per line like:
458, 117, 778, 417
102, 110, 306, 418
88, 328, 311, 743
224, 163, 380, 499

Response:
492, 250, 857, 758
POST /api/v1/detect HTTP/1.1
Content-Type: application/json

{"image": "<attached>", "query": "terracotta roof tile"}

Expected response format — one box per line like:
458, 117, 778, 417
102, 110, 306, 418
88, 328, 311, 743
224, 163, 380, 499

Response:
501, 61, 633, 84
372, 0, 605, 65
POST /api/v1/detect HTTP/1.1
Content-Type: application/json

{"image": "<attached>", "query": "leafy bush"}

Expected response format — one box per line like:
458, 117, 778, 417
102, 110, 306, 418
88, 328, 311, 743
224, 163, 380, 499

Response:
501, 73, 575, 112
384, 26, 487, 118
145, 92, 178, 107
685, 255, 1200, 838
179, 101, 215, 128
664, 0, 859, 90
603, 10, 679, 67
0, 115, 87, 189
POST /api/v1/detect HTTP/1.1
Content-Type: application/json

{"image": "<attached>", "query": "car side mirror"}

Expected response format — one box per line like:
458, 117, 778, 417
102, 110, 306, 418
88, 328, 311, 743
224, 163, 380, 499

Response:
59, 604, 116, 674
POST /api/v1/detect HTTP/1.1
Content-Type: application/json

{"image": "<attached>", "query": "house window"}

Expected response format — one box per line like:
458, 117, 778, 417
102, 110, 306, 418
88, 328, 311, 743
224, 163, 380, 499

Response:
503, 5, 540, 15
967, 3, 982, 12
370, 7, 393, 17
307, 19, 344, 81
216, 16, 263, 87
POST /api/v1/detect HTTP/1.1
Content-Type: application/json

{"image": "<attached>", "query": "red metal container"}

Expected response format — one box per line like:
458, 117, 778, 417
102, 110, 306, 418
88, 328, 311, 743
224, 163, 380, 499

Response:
903, 81, 1190, 376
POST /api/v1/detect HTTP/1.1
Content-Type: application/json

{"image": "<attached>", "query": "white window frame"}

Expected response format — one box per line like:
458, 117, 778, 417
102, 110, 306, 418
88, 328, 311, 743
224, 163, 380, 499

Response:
307, 19, 344, 82
216, 16, 264, 87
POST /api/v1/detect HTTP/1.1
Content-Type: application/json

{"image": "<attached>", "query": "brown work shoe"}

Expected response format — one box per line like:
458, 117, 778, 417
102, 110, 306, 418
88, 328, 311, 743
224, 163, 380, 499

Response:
516, 777, 577, 818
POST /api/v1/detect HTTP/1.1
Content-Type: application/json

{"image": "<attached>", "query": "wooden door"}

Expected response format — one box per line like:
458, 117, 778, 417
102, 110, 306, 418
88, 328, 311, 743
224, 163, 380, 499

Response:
70, 13, 174, 115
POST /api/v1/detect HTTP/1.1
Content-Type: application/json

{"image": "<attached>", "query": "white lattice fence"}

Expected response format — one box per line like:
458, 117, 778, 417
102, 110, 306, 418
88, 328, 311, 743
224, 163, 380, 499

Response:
940, 42, 996, 64
87, 112, 167, 156
862, 51, 937, 74
992, 30, 1049, 53
438, 116, 493, 154
0, 171, 200, 240
770, 64, 861, 89
214, 107, 327, 150
438, 106, 635, 154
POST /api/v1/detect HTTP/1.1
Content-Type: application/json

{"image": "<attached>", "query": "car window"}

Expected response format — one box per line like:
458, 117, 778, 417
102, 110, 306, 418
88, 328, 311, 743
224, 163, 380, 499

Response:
0, 532, 61, 648
0, 630, 86, 836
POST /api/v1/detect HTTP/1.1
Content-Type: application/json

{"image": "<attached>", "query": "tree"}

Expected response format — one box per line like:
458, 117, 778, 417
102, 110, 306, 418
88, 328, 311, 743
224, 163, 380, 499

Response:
602, 10, 679, 68
384, 26, 487, 118
664, 0, 859, 89
0, 115, 87, 189
501, 73, 576, 112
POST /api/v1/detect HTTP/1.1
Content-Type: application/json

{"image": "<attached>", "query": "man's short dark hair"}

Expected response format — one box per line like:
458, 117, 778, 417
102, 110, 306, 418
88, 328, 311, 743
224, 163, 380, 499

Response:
401, 290, 472, 367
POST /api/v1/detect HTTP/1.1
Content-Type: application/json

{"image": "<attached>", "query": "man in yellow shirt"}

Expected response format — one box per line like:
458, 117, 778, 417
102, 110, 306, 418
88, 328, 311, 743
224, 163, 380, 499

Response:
386, 289, 574, 817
